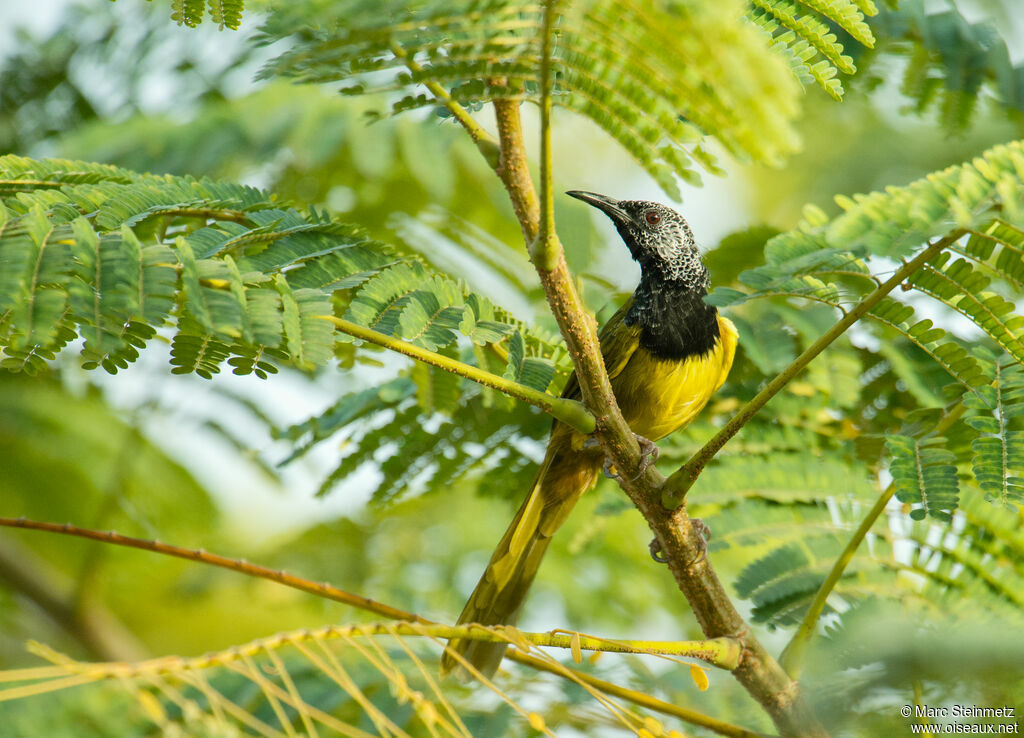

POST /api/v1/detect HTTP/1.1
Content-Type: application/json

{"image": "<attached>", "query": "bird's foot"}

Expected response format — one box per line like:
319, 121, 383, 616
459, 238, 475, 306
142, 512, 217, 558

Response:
631, 435, 660, 481
648, 518, 711, 566
590, 433, 659, 481
690, 518, 711, 565
649, 538, 668, 563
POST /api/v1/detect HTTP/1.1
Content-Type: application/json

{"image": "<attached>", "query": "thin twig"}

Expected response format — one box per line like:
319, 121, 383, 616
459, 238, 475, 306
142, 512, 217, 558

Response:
0, 517, 421, 623
320, 315, 595, 433
0, 517, 759, 737
0, 515, 737, 668
532, 1, 557, 270
662, 231, 965, 506
390, 42, 500, 166
779, 401, 968, 678
505, 650, 771, 738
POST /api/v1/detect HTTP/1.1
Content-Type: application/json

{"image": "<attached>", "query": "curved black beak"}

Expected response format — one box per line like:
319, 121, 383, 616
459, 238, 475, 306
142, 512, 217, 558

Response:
566, 190, 634, 226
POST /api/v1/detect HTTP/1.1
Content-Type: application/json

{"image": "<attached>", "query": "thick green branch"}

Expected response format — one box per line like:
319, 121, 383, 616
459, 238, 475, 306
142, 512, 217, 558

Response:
779, 401, 967, 678
321, 316, 595, 434
662, 231, 965, 506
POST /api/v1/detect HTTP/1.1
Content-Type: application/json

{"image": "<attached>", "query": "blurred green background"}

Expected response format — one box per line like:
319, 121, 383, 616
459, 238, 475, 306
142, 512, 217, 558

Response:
1, 1, 1023, 735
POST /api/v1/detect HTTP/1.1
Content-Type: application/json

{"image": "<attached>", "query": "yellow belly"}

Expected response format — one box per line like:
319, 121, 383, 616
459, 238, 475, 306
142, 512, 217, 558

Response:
611, 315, 737, 441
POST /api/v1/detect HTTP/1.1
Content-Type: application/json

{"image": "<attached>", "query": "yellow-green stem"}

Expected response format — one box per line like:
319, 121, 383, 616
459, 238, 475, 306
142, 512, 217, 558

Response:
531, 0, 558, 270
506, 651, 771, 738
391, 42, 501, 168
779, 402, 967, 677
321, 316, 595, 434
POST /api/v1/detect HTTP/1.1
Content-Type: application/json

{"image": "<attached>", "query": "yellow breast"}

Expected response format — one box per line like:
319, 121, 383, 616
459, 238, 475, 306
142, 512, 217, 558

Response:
611, 315, 737, 441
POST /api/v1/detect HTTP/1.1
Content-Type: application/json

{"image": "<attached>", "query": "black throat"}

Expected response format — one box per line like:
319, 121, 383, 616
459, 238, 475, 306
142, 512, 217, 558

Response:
626, 274, 720, 360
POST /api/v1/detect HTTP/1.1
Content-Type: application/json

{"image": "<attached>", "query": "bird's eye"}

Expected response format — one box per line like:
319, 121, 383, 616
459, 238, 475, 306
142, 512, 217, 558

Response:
645, 210, 661, 225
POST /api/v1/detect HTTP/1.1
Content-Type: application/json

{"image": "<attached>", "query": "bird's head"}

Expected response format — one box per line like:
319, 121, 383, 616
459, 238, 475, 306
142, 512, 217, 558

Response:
566, 190, 707, 290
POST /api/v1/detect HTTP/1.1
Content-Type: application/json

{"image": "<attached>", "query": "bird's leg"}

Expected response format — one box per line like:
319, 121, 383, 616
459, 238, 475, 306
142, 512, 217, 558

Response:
649, 519, 711, 566
584, 433, 660, 480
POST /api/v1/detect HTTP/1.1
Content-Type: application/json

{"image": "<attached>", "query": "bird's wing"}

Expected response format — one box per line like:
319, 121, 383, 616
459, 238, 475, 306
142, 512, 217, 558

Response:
560, 296, 640, 401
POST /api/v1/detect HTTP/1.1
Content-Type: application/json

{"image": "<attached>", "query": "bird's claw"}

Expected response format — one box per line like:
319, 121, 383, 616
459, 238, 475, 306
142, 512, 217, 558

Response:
595, 434, 659, 481
648, 518, 711, 566
690, 518, 711, 565
649, 538, 668, 563
631, 435, 659, 481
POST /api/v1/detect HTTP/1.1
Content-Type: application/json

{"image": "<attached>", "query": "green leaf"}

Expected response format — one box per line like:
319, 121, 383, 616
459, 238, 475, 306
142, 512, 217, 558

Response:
886, 434, 959, 521
257, 0, 843, 198
503, 330, 555, 393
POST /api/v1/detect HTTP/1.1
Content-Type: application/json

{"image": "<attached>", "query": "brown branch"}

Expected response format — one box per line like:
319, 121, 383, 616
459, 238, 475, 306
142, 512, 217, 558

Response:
477, 36, 824, 735
780, 400, 969, 678
0, 517, 422, 623
491, 85, 646, 482
493, 98, 541, 244
0, 517, 760, 738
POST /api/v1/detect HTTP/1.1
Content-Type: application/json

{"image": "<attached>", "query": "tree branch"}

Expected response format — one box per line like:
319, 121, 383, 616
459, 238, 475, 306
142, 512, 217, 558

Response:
779, 401, 968, 678
22, 622, 734, 674
440, 10, 824, 734
662, 231, 965, 507
0, 516, 423, 623
391, 42, 501, 168
492, 98, 541, 244
393, 10, 835, 731
532, 2, 558, 270
320, 315, 595, 434
0, 517, 759, 737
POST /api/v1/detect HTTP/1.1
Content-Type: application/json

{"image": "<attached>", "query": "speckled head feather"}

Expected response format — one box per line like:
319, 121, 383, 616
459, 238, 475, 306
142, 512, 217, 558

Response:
567, 190, 719, 360
565, 190, 707, 289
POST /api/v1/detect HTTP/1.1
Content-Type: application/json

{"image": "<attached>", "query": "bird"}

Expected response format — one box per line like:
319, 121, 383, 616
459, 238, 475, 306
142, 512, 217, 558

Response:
441, 190, 738, 679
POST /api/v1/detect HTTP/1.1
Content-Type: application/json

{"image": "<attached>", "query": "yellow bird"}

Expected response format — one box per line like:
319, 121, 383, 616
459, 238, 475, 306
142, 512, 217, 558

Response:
442, 191, 737, 678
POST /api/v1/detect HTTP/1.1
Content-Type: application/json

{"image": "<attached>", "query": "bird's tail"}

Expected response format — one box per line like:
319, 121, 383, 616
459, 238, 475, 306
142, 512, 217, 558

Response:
441, 435, 599, 679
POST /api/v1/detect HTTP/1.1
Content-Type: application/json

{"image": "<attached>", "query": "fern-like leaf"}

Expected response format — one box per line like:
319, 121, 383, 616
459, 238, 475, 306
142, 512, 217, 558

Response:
709, 140, 1024, 390
0, 156, 565, 390
873, 0, 1024, 131
886, 434, 959, 521
963, 349, 1024, 509
256, 0, 871, 198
